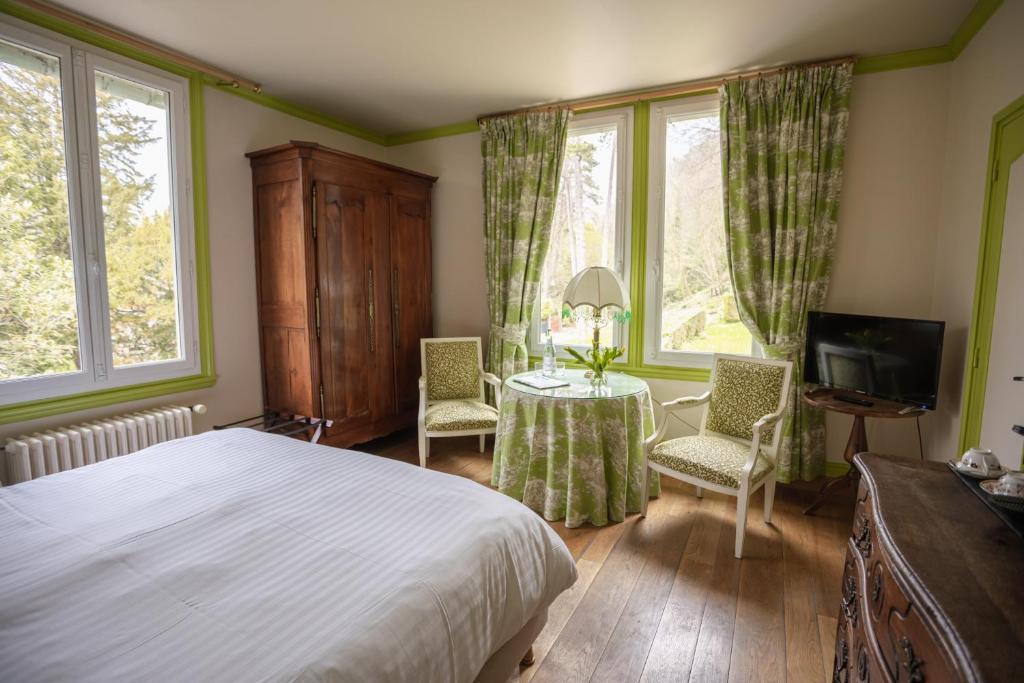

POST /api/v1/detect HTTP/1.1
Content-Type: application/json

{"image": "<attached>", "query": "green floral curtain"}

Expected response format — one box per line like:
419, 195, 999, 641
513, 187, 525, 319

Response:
720, 63, 854, 483
481, 109, 571, 385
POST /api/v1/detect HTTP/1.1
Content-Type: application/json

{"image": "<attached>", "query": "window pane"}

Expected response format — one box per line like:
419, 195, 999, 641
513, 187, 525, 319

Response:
659, 112, 751, 354
540, 124, 619, 347
0, 39, 81, 380
95, 70, 181, 367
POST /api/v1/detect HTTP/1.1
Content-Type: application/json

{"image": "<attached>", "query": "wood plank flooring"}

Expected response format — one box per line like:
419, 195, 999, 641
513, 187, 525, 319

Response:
362, 431, 855, 683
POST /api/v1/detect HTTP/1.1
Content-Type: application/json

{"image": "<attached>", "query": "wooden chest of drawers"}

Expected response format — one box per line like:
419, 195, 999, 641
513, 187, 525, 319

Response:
833, 454, 1024, 683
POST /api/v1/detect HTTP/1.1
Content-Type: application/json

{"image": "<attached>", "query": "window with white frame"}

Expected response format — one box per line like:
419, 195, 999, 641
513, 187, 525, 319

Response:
532, 108, 632, 355
644, 94, 753, 368
0, 20, 198, 405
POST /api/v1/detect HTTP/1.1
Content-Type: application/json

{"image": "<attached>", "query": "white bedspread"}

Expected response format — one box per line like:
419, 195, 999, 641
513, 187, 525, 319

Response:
0, 429, 576, 682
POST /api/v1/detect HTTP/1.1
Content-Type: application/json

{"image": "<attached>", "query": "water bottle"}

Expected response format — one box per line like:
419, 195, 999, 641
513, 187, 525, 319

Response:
542, 325, 556, 376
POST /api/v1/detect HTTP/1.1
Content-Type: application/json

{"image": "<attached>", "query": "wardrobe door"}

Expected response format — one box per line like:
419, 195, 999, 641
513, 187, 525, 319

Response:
252, 171, 316, 417
316, 181, 381, 431
388, 193, 433, 414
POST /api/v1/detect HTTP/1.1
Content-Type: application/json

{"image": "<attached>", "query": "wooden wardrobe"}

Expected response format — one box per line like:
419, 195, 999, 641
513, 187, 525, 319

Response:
247, 141, 435, 448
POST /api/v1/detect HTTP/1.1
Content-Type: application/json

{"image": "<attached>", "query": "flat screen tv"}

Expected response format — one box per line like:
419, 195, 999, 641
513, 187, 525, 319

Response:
804, 311, 945, 410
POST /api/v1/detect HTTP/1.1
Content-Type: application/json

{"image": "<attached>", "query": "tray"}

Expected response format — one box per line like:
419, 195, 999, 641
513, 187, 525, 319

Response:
947, 462, 1024, 540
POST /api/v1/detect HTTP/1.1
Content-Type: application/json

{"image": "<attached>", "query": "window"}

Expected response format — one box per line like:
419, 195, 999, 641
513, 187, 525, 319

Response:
532, 108, 632, 355
644, 95, 753, 368
0, 20, 198, 405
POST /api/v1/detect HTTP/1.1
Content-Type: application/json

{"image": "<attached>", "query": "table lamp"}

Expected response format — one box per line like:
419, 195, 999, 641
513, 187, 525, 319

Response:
561, 266, 631, 383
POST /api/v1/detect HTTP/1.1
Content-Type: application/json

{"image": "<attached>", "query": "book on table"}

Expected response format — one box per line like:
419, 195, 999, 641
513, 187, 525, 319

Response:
514, 374, 570, 390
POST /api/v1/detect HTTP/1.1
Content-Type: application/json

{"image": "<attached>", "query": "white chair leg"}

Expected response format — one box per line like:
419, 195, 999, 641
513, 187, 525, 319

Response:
479, 434, 486, 453
640, 467, 650, 517
735, 493, 750, 559
763, 475, 776, 524
418, 429, 428, 468
694, 486, 704, 499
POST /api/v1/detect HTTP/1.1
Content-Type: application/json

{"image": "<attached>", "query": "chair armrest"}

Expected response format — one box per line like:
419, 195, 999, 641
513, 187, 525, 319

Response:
644, 422, 669, 452
661, 391, 711, 412
741, 410, 786, 480
480, 371, 502, 406
644, 391, 711, 452
417, 377, 427, 422
752, 410, 784, 435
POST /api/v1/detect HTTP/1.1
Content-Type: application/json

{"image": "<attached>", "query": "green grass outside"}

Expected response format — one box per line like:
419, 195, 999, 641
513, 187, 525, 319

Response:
662, 321, 752, 355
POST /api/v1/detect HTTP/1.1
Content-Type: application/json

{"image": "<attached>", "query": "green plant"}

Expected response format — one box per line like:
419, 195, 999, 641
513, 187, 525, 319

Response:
565, 345, 625, 377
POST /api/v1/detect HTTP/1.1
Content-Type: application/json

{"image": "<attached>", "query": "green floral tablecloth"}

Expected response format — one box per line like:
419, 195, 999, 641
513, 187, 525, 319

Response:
492, 369, 660, 527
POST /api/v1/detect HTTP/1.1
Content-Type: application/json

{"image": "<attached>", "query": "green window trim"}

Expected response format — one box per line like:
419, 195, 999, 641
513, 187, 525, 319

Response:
0, 9, 216, 426
957, 93, 1024, 460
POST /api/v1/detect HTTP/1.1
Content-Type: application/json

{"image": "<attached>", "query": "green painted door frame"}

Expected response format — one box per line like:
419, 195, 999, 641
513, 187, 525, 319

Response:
957, 93, 1024, 460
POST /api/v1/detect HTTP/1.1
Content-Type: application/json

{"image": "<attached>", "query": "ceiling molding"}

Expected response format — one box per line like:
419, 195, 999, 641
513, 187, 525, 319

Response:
949, 0, 1003, 58
384, 120, 480, 147
2, 0, 1004, 149
852, 45, 953, 75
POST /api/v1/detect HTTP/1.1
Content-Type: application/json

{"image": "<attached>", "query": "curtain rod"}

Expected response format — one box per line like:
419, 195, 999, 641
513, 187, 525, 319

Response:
12, 0, 262, 93
476, 56, 856, 123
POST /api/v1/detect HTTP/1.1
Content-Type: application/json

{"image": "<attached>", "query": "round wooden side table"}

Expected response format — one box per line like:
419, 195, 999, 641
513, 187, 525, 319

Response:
802, 387, 924, 515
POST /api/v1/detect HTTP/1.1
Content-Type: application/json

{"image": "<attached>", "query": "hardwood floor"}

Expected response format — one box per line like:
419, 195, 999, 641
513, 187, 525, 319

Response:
362, 430, 855, 683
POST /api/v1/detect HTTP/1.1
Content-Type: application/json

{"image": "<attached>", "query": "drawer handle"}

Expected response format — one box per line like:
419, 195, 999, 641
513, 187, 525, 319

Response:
833, 638, 849, 683
841, 575, 859, 627
897, 637, 924, 682
854, 515, 872, 556
857, 647, 870, 681
367, 268, 376, 352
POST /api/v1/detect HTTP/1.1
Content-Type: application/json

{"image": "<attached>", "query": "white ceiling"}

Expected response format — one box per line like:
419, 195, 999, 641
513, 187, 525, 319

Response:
55, 0, 974, 135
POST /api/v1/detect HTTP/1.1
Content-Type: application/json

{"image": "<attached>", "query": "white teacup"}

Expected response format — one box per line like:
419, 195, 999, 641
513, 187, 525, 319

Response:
959, 448, 1002, 475
991, 471, 1024, 498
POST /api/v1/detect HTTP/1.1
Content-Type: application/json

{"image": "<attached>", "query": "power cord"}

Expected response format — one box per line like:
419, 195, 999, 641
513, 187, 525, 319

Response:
665, 408, 700, 435
916, 415, 924, 460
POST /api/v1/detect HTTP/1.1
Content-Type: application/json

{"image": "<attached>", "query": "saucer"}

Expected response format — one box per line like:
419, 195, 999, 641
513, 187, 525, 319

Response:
952, 461, 1005, 479
980, 479, 1024, 513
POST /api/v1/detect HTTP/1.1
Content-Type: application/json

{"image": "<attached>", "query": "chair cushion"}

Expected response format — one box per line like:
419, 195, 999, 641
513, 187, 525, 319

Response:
649, 435, 774, 489
424, 340, 482, 401
705, 358, 787, 441
424, 401, 498, 432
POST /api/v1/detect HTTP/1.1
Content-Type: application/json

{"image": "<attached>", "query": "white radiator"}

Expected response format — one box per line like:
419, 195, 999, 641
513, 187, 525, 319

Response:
3, 405, 197, 486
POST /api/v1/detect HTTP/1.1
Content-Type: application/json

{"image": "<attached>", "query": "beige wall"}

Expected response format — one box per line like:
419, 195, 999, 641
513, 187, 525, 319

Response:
928, 0, 1024, 461
824, 64, 950, 461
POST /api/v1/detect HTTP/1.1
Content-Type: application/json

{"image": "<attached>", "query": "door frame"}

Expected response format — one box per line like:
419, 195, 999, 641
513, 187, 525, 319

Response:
958, 93, 1024, 458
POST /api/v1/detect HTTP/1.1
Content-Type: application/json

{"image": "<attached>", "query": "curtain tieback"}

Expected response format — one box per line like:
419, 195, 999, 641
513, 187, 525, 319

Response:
491, 323, 527, 345
764, 341, 802, 359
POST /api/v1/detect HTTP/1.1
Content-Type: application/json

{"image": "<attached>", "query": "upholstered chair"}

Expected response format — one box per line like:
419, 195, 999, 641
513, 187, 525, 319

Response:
418, 337, 503, 468
641, 354, 793, 558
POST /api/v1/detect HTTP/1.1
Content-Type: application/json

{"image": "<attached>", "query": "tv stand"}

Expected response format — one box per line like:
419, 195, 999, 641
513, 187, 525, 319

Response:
802, 387, 923, 515
834, 393, 874, 407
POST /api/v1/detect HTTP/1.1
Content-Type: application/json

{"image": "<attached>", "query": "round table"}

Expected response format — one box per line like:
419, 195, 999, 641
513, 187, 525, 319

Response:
801, 387, 924, 515
491, 368, 660, 527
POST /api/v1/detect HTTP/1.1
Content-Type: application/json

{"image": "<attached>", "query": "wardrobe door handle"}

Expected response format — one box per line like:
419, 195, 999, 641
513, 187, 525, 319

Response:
368, 268, 375, 352
392, 268, 400, 349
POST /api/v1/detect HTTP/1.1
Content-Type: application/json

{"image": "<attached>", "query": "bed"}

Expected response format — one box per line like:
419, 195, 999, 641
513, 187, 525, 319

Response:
0, 429, 576, 682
